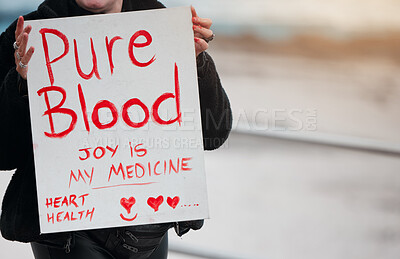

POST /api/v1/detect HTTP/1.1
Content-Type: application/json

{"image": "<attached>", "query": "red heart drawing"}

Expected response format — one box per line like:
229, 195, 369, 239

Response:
120, 197, 136, 214
147, 196, 164, 212
167, 196, 180, 209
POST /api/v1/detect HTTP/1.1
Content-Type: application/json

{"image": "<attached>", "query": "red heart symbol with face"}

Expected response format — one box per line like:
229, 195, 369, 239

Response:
167, 196, 180, 209
147, 196, 164, 212
120, 197, 136, 214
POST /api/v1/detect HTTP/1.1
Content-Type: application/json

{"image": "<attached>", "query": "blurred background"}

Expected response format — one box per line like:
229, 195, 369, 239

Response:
1, 0, 399, 258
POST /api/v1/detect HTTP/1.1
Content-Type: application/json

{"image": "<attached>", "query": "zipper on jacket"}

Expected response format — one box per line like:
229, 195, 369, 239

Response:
64, 235, 72, 254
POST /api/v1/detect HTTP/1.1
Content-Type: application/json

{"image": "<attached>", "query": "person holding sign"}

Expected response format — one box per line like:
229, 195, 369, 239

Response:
0, 0, 231, 258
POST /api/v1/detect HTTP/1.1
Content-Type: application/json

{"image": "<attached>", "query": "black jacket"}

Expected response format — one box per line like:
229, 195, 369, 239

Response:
0, 0, 231, 242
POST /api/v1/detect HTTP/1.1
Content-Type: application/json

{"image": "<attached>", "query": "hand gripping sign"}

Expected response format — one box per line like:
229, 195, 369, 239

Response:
26, 7, 208, 234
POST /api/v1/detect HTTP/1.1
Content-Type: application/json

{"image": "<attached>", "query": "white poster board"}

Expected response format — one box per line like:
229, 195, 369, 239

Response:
26, 7, 208, 234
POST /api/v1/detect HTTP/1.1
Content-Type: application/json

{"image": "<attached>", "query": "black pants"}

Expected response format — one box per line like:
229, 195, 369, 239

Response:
31, 230, 168, 259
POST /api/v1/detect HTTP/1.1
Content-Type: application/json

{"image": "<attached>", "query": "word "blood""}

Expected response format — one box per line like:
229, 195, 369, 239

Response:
38, 63, 181, 138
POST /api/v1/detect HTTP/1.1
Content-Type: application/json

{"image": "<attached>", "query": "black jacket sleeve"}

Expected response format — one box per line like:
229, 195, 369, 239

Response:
197, 52, 232, 150
0, 22, 32, 170
172, 52, 232, 236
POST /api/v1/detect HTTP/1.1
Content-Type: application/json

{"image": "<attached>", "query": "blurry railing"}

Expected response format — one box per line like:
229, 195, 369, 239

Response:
233, 126, 400, 156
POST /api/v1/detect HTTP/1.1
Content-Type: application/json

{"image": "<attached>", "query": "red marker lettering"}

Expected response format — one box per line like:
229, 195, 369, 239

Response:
109, 163, 126, 181
106, 145, 119, 157
105, 36, 122, 74
70, 195, 78, 207
121, 98, 149, 128
47, 213, 54, 224
181, 157, 192, 171
79, 148, 91, 161
134, 143, 147, 157
79, 193, 89, 206
154, 161, 161, 175
74, 38, 101, 80
39, 28, 69, 86
135, 163, 145, 178
128, 30, 155, 67
91, 100, 118, 130
152, 63, 181, 125
37, 86, 77, 138
126, 165, 134, 179
93, 146, 106, 159
69, 169, 87, 188
77, 84, 90, 132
